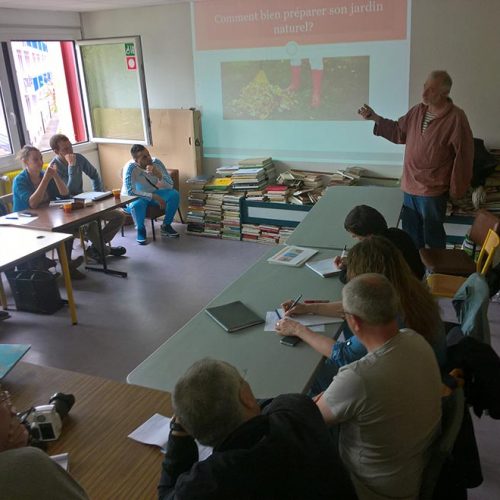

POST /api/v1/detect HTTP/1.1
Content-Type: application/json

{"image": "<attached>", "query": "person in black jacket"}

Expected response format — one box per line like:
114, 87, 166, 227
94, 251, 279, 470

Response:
336, 204, 425, 281
158, 358, 356, 500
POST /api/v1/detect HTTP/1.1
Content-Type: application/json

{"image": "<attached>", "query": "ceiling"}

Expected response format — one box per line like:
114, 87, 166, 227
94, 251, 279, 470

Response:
0, 0, 192, 12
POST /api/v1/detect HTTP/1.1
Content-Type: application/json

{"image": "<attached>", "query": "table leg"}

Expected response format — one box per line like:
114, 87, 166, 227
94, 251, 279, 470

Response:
85, 216, 127, 278
57, 242, 78, 325
0, 274, 7, 310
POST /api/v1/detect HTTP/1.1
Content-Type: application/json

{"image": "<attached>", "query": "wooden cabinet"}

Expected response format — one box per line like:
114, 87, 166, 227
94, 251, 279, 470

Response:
97, 108, 202, 217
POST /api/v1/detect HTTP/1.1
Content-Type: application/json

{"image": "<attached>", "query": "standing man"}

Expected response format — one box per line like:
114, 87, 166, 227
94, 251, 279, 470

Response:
316, 273, 442, 499
358, 70, 473, 248
49, 134, 126, 261
122, 145, 180, 245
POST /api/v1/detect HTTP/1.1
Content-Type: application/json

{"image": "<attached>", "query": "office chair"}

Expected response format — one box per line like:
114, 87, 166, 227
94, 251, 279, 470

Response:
427, 229, 500, 298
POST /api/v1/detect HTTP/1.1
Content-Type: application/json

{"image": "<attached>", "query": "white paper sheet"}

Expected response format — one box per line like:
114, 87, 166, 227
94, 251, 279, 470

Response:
51, 453, 69, 471
128, 413, 212, 461
0, 213, 39, 225
265, 311, 325, 332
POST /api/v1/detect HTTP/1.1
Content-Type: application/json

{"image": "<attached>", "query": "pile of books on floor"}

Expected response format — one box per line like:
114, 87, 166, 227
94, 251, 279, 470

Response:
266, 185, 290, 203
241, 223, 261, 242
186, 185, 208, 235
204, 177, 233, 191
278, 227, 295, 244
215, 165, 239, 177
204, 192, 225, 237
221, 193, 244, 240
327, 167, 365, 186
258, 224, 280, 244
239, 157, 277, 183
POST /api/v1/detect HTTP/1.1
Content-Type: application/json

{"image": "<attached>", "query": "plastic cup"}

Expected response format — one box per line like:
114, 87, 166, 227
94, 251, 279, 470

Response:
112, 189, 121, 199
63, 203, 73, 214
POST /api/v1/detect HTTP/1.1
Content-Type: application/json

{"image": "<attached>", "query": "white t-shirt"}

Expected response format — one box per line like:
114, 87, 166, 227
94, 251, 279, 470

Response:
324, 329, 442, 500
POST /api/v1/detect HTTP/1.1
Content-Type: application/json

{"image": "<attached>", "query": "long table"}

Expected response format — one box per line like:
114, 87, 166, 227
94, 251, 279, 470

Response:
0, 226, 77, 324
6, 362, 171, 500
286, 186, 403, 250
128, 248, 343, 398
4, 195, 136, 278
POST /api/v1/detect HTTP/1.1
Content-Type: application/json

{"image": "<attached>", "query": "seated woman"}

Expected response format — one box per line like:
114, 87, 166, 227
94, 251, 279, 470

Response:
12, 146, 83, 278
336, 204, 425, 281
276, 236, 446, 391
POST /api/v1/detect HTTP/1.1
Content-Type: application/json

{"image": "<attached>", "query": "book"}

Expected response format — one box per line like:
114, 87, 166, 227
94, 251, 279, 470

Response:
306, 258, 342, 278
0, 344, 31, 379
73, 191, 112, 201
267, 245, 318, 267
205, 301, 264, 333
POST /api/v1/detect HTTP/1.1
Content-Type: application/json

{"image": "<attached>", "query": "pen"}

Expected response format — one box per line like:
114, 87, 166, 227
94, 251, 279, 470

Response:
285, 293, 303, 313
5, 216, 18, 219
304, 300, 329, 304
340, 245, 347, 259
275, 308, 282, 320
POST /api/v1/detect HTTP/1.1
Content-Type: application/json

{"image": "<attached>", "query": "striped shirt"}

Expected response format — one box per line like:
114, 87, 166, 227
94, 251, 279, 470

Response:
421, 110, 436, 133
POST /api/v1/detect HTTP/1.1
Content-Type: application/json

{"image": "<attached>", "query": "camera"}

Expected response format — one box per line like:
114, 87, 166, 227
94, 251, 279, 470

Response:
20, 392, 75, 443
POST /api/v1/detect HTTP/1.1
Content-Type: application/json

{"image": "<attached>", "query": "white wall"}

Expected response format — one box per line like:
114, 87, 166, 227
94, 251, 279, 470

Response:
81, 3, 195, 109
81, 0, 500, 177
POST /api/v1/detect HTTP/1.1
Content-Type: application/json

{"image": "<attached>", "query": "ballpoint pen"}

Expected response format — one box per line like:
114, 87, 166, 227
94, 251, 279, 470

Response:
285, 293, 303, 313
275, 308, 282, 320
340, 245, 347, 259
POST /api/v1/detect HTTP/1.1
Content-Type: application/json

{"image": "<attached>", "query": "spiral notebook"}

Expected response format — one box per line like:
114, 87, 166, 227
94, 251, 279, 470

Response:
205, 301, 264, 333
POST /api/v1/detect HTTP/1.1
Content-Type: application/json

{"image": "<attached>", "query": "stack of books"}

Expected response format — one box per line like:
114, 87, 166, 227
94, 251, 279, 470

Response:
186, 189, 207, 235
221, 193, 244, 240
186, 174, 212, 188
258, 224, 280, 244
266, 185, 290, 203
204, 177, 233, 191
278, 227, 295, 244
246, 189, 267, 201
216, 165, 239, 177
241, 223, 261, 242
231, 168, 267, 191
238, 157, 277, 184
289, 189, 322, 205
204, 192, 225, 237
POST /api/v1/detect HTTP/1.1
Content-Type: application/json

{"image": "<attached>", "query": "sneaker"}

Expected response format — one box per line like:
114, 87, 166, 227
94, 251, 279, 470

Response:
161, 224, 179, 238
137, 226, 147, 245
109, 246, 127, 257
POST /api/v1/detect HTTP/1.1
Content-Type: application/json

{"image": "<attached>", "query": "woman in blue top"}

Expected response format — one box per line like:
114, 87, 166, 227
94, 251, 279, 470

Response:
13, 146, 69, 211
12, 146, 84, 276
276, 236, 446, 387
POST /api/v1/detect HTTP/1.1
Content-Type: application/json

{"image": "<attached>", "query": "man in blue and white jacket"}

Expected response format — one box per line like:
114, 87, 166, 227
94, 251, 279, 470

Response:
122, 144, 180, 244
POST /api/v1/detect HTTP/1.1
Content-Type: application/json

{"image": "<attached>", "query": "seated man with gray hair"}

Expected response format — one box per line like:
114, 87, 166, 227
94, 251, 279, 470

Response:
158, 359, 356, 500
316, 273, 442, 500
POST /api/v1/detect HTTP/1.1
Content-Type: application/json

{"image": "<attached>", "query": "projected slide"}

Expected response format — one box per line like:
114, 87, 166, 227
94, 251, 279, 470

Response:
193, 0, 411, 166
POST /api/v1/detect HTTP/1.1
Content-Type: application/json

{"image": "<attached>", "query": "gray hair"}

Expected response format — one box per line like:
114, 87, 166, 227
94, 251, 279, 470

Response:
342, 273, 399, 325
430, 70, 452, 94
172, 358, 246, 447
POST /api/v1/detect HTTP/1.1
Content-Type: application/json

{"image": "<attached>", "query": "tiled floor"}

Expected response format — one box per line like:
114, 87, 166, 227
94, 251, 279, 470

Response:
1, 223, 499, 498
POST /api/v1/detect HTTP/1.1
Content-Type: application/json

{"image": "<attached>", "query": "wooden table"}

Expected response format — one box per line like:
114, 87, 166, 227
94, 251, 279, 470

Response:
286, 186, 403, 250
128, 247, 343, 398
5, 362, 172, 500
0, 227, 77, 324
5, 195, 136, 278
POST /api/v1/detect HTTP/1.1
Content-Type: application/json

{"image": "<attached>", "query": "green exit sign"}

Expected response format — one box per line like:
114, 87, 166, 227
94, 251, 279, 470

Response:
125, 43, 135, 56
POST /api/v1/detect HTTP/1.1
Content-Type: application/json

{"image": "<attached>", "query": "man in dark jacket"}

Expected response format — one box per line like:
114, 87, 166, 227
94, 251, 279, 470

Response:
158, 358, 356, 500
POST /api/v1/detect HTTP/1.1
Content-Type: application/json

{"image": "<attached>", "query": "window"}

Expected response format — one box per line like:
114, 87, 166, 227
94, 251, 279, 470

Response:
0, 90, 12, 158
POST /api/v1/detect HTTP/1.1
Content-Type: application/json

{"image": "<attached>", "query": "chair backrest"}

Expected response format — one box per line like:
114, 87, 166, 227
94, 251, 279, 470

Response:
0, 193, 13, 215
476, 228, 500, 274
419, 387, 465, 500
469, 209, 500, 246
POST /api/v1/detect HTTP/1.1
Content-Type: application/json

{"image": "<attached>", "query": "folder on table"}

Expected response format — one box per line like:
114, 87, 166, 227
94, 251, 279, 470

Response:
205, 301, 264, 333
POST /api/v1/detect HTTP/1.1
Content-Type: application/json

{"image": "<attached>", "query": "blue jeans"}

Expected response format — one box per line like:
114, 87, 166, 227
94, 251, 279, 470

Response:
402, 192, 447, 249
128, 189, 180, 230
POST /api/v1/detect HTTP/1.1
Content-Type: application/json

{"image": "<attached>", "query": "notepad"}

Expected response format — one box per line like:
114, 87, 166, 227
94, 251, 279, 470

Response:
0, 344, 31, 379
73, 191, 112, 201
306, 258, 342, 278
205, 301, 264, 333
267, 246, 318, 267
